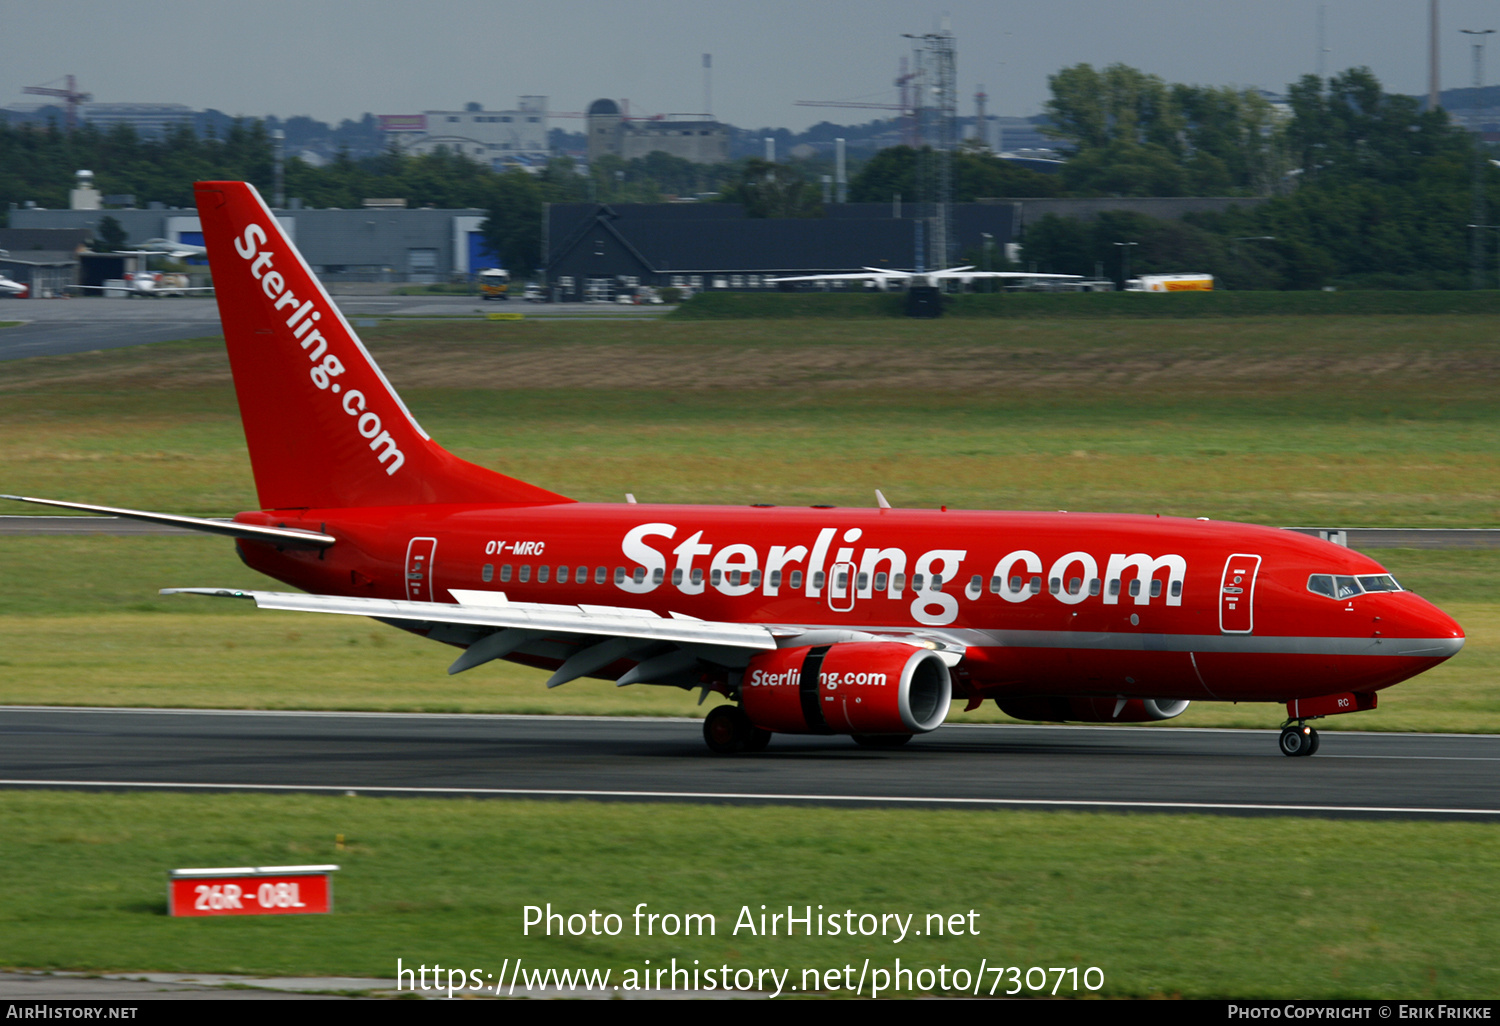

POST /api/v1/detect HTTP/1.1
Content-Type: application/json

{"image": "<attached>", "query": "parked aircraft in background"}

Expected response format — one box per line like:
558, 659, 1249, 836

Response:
3, 182, 1465, 757
0, 274, 27, 297
768, 266, 1083, 290
69, 254, 214, 298
135, 237, 209, 260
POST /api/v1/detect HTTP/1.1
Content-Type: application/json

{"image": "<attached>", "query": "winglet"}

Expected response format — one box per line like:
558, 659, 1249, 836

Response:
876, 489, 892, 509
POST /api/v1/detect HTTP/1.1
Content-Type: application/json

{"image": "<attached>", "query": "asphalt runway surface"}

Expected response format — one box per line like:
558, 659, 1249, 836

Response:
1, 707, 1495, 819
0, 295, 664, 361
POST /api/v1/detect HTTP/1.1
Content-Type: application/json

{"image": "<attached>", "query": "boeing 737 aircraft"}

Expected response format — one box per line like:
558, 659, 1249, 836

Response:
4, 182, 1465, 756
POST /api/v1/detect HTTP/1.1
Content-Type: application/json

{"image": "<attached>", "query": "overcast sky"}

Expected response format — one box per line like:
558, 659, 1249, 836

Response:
2, 1, 1496, 131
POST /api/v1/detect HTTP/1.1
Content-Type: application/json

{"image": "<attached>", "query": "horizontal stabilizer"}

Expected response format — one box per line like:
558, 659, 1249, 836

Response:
2, 495, 334, 548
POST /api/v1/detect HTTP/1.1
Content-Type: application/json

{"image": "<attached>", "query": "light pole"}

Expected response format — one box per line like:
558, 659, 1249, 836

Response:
1468, 224, 1500, 290
1461, 29, 1495, 288
1113, 241, 1138, 288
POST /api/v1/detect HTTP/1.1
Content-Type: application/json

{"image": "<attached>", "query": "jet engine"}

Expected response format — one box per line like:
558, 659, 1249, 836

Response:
995, 696, 1190, 723
741, 642, 952, 736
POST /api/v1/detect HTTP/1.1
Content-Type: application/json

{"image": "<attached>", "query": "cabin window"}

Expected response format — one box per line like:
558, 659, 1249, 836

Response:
519, 565, 531, 583
1068, 577, 1082, 595
1029, 576, 1042, 594
1150, 579, 1162, 598
652, 567, 664, 585
911, 573, 924, 591
556, 566, 569, 584
500, 564, 513, 582
692, 567, 704, 585
1334, 576, 1361, 599
729, 570, 742, 587
1170, 580, 1182, 598
614, 567, 625, 584
537, 565, 550, 583
711, 569, 722, 586
970, 574, 983, 594
1049, 577, 1061, 595
835, 570, 848, 591
874, 572, 888, 592
1358, 574, 1401, 593
633, 567, 646, 584
595, 566, 607, 584
1089, 578, 1102, 596
930, 574, 943, 591
1009, 575, 1022, 593
790, 570, 803, 589
481, 564, 494, 583
1128, 580, 1141, 597
672, 568, 684, 586
813, 571, 826, 590
770, 570, 783, 588
892, 573, 905, 592
751, 570, 763, 587
1307, 575, 1337, 599
1108, 579, 1120, 596
989, 575, 1001, 594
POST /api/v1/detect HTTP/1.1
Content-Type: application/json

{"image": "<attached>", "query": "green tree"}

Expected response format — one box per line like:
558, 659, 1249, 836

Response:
718, 159, 822, 218
91, 215, 128, 253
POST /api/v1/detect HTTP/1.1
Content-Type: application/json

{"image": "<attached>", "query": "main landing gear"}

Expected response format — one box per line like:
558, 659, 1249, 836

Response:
703, 705, 772, 755
1278, 722, 1321, 757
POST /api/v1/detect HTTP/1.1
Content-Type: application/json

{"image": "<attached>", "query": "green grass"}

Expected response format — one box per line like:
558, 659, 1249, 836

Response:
673, 289, 1500, 319
2, 316, 1497, 525
2, 791, 1496, 998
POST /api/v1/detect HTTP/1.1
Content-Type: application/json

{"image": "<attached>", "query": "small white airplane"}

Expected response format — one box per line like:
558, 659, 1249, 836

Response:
0, 274, 27, 297
767, 265, 1082, 290
135, 237, 209, 260
70, 250, 215, 297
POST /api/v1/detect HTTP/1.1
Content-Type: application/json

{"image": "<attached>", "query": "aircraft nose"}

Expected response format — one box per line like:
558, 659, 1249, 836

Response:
1380, 595, 1465, 659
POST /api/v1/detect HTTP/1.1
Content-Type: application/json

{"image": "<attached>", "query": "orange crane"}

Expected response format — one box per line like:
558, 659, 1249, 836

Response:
24, 75, 91, 131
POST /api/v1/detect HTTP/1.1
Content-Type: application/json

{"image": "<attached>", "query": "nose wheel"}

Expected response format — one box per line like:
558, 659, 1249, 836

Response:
1278, 723, 1320, 757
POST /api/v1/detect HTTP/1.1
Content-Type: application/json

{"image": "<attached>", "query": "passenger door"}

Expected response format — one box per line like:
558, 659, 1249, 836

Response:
1219, 553, 1261, 634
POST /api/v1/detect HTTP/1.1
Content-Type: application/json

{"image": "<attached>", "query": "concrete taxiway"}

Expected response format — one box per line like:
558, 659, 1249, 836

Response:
1, 707, 1495, 819
0, 295, 665, 362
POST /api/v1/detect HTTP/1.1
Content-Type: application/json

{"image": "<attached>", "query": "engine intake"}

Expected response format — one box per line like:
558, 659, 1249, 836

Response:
742, 642, 952, 735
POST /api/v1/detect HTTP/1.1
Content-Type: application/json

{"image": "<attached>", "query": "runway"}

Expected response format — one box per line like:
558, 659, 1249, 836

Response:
0, 296, 666, 362
1, 707, 1496, 819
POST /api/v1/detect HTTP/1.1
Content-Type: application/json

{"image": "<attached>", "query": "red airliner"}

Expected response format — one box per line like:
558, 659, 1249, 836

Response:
5, 182, 1466, 757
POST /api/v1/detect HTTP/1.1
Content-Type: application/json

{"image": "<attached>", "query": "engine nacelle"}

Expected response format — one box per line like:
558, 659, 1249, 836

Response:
742, 642, 952, 736
995, 696, 1190, 724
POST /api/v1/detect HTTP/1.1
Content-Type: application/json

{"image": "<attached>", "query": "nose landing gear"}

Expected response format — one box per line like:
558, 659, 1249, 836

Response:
1278, 722, 1320, 757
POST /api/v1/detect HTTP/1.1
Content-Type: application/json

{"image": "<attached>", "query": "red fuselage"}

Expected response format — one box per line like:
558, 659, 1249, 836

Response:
234, 503, 1464, 706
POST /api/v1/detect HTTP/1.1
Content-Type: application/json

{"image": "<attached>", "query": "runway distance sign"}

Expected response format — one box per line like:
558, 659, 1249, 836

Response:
168, 864, 339, 917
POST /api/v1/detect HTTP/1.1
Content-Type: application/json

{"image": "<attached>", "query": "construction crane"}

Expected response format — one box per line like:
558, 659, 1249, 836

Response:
23, 75, 91, 131
796, 59, 921, 147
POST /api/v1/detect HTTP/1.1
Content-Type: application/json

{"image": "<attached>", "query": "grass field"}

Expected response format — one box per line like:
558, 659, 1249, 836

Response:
3, 791, 1497, 999
1, 313, 1496, 997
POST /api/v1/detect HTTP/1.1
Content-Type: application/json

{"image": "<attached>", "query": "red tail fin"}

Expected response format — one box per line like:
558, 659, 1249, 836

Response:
195, 181, 571, 511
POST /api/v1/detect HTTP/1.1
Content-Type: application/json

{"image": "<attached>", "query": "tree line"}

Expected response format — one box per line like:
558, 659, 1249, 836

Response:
2, 64, 1494, 287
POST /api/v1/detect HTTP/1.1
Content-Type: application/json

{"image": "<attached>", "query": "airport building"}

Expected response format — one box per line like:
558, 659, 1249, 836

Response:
543, 201, 1019, 302
586, 99, 729, 165
380, 99, 550, 169
9, 204, 497, 283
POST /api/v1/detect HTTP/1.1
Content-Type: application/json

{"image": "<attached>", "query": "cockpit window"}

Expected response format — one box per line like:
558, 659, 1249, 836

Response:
1307, 574, 1335, 598
1308, 573, 1403, 600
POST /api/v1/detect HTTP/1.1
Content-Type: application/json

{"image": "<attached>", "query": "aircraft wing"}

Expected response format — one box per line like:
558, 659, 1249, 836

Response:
928, 270, 1083, 281
162, 587, 967, 686
764, 271, 904, 284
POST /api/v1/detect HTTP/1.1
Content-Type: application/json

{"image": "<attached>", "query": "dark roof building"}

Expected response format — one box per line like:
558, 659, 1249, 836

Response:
543, 202, 1021, 301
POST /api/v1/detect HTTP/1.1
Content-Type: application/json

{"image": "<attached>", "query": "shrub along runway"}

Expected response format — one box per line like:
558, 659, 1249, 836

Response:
0, 707, 1495, 819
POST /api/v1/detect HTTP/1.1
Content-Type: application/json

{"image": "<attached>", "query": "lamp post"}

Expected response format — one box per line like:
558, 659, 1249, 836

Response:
1113, 241, 1138, 288
1468, 224, 1500, 290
